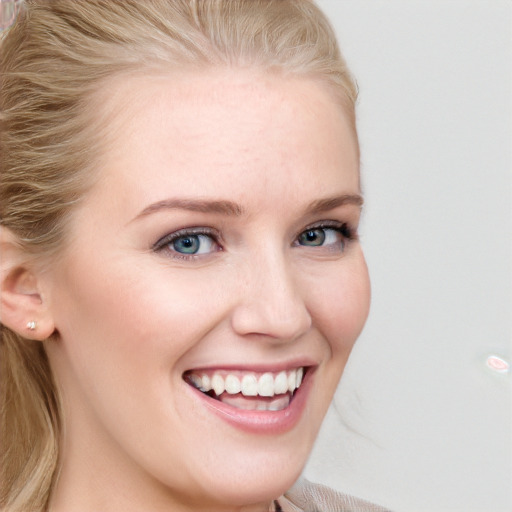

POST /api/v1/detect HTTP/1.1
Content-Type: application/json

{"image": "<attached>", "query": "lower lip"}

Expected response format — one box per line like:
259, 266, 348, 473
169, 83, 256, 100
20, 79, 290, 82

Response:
185, 369, 314, 435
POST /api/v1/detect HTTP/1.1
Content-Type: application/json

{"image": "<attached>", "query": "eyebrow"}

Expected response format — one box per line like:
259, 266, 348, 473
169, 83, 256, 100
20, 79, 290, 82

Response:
133, 198, 245, 221
131, 193, 363, 222
307, 194, 364, 214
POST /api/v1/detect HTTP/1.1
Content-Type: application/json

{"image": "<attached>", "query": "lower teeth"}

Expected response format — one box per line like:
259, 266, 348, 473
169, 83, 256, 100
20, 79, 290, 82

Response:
216, 393, 291, 411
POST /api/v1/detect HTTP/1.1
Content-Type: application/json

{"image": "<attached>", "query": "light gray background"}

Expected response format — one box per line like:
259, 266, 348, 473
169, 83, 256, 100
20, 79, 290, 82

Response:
304, 2, 512, 512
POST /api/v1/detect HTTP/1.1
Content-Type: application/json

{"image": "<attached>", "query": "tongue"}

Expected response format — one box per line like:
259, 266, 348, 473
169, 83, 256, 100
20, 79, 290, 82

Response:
218, 392, 291, 411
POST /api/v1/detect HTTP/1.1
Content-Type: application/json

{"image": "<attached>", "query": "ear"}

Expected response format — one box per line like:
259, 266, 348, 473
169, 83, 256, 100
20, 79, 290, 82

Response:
0, 226, 55, 340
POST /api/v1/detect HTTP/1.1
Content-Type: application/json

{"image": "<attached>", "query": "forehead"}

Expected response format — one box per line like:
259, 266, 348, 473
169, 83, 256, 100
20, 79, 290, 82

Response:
89, 68, 360, 210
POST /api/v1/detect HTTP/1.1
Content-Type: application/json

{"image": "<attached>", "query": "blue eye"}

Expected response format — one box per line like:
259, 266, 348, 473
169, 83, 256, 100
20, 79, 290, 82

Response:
297, 224, 353, 251
171, 234, 215, 255
298, 228, 326, 246
154, 230, 218, 258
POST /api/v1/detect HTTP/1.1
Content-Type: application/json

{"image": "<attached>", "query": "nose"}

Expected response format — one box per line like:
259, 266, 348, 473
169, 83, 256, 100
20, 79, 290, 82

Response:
230, 250, 312, 343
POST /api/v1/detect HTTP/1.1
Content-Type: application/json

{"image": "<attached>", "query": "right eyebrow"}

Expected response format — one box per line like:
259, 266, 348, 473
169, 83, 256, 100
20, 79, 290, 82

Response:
130, 198, 245, 223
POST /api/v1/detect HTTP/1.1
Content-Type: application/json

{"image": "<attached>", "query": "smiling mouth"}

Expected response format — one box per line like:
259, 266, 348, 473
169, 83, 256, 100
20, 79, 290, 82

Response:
184, 367, 306, 412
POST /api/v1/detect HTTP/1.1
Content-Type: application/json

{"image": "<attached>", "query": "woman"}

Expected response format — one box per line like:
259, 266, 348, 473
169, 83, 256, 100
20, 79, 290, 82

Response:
0, 1, 389, 511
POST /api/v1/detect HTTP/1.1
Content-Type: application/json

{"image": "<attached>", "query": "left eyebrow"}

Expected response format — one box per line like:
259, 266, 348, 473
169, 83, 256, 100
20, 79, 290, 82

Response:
306, 194, 363, 214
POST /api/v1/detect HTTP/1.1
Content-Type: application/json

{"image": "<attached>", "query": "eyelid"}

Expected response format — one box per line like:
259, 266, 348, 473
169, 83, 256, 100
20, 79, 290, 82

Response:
152, 227, 221, 253
298, 220, 357, 240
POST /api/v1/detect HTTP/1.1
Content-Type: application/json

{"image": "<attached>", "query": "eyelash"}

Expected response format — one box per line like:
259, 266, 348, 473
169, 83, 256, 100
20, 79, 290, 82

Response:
299, 221, 357, 244
152, 222, 357, 260
152, 227, 221, 260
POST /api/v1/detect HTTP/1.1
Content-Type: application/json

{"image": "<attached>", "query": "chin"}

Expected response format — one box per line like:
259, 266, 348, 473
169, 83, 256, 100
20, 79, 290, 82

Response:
174, 435, 312, 508
201, 465, 303, 507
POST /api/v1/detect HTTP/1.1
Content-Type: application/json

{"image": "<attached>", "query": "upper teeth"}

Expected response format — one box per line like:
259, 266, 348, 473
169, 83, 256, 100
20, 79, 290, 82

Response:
187, 368, 304, 397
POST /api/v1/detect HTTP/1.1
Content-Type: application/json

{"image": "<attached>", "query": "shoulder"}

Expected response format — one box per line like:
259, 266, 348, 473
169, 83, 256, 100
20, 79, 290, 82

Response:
281, 477, 392, 512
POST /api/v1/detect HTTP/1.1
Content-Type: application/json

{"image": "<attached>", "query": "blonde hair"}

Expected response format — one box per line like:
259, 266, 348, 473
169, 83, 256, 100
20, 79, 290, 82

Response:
0, 1, 357, 510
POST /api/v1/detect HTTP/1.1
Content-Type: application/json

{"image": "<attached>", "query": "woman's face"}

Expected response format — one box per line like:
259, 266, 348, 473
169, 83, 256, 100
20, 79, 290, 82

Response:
46, 69, 370, 511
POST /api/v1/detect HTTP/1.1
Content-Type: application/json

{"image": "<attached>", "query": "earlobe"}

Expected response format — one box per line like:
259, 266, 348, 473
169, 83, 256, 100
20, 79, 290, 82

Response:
0, 226, 55, 340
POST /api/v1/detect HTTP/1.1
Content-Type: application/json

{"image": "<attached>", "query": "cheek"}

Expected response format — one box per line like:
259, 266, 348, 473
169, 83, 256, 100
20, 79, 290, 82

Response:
307, 254, 371, 355
297, 256, 370, 439
48, 257, 229, 441
54, 258, 219, 353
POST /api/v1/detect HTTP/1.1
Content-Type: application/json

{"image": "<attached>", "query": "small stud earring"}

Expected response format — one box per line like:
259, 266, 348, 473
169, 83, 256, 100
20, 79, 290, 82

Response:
26, 321, 37, 331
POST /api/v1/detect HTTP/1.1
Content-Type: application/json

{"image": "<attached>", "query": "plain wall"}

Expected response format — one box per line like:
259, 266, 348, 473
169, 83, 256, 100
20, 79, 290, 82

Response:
304, 2, 512, 512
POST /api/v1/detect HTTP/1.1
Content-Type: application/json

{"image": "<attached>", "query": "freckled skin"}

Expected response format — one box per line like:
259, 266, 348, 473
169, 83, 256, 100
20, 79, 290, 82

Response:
45, 69, 370, 512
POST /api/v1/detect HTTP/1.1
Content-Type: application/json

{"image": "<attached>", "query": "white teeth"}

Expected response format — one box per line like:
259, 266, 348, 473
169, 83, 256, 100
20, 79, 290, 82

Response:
274, 371, 288, 395
268, 395, 290, 411
258, 372, 275, 397
225, 374, 241, 395
287, 371, 296, 393
201, 374, 211, 392
296, 367, 304, 388
211, 374, 225, 396
219, 394, 291, 411
241, 374, 258, 396
189, 374, 202, 389
187, 367, 305, 399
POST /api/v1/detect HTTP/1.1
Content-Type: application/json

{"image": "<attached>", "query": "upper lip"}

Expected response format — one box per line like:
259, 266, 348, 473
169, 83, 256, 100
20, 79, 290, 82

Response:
183, 359, 317, 375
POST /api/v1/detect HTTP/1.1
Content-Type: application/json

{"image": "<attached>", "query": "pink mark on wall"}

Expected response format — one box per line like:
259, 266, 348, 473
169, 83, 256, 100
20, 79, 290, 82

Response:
485, 355, 510, 374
